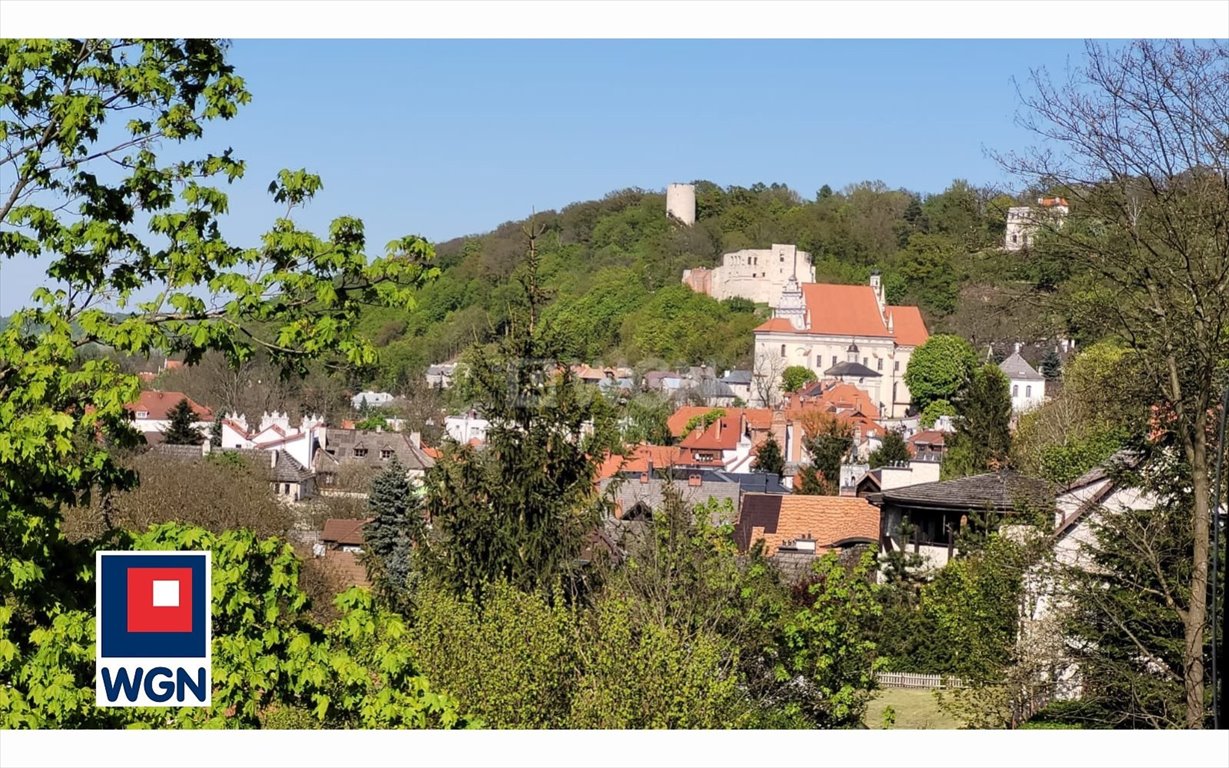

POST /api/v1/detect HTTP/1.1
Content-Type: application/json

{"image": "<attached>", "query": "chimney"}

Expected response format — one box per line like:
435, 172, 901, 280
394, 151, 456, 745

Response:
410, 431, 422, 449
269, 450, 277, 469
1014, 341, 1022, 355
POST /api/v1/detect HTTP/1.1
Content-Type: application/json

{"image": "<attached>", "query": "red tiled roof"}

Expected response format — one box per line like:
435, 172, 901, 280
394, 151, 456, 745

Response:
321, 518, 370, 546
598, 444, 684, 480
754, 283, 929, 348
667, 406, 715, 437
907, 430, 948, 448
786, 382, 880, 421
888, 305, 929, 347
734, 494, 880, 556
126, 390, 213, 421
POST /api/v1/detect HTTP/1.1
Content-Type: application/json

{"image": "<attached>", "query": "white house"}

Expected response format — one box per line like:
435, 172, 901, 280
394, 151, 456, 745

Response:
682, 243, 817, 307
752, 273, 929, 418
445, 411, 489, 445
1005, 197, 1069, 251
1000, 344, 1046, 413
125, 390, 214, 440
219, 411, 325, 470
351, 390, 395, 411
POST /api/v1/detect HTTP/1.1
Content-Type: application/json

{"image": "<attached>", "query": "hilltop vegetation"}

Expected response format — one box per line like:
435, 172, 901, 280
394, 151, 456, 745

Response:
354, 179, 1077, 392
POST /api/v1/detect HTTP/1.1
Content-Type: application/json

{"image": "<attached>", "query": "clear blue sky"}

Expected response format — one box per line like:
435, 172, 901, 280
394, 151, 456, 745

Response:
1, 38, 1095, 313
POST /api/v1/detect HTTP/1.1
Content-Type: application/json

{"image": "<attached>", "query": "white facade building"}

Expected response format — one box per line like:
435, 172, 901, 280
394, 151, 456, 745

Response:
752, 273, 929, 418
445, 411, 489, 444
351, 390, 395, 411
682, 243, 816, 307
219, 411, 325, 471
1000, 344, 1046, 413
1005, 197, 1069, 251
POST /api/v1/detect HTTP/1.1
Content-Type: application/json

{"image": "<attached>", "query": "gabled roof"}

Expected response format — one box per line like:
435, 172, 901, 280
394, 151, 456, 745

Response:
824, 361, 881, 378
270, 451, 314, 483
869, 470, 1054, 512
754, 283, 929, 348
734, 494, 880, 555
126, 390, 213, 421
999, 351, 1044, 381
321, 518, 371, 546
597, 444, 684, 480
720, 370, 754, 385
317, 429, 434, 472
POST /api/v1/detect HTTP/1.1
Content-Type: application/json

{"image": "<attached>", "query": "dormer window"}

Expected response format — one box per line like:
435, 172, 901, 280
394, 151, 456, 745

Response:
135, 411, 149, 419
354, 448, 368, 458
380, 449, 394, 460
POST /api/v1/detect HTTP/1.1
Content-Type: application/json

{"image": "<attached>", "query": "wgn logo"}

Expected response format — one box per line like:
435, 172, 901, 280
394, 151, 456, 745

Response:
95, 551, 211, 707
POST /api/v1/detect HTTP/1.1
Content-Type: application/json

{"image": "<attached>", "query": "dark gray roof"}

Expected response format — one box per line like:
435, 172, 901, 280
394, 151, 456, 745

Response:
870, 470, 1054, 512
150, 443, 205, 461
692, 379, 737, 398
270, 451, 314, 483
720, 370, 753, 385
317, 429, 434, 472
999, 351, 1043, 380
824, 361, 881, 378
722, 472, 790, 495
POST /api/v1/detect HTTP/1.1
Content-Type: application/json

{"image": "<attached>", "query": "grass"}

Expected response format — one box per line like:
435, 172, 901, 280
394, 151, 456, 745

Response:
863, 687, 962, 730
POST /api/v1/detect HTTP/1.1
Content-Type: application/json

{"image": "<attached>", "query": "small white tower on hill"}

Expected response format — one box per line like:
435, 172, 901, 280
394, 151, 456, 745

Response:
666, 183, 696, 226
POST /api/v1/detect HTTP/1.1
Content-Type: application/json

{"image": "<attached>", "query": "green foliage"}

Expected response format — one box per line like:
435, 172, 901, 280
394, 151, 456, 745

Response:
363, 457, 421, 611
781, 365, 818, 393
919, 399, 956, 429
162, 398, 204, 445
683, 408, 726, 435
353, 414, 388, 431
752, 435, 785, 476
868, 429, 910, 469
894, 233, 962, 316
942, 364, 1012, 479
798, 413, 855, 495
904, 335, 978, 412
778, 550, 884, 727
620, 392, 673, 446
0, 524, 470, 729
1040, 347, 1062, 379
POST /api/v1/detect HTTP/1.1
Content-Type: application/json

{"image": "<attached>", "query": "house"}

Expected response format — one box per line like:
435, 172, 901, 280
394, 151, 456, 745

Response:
425, 363, 458, 389
315, 518, 372, 589
150, 442, 316, 502
733, 493, 881, 564
753, 272, 928, 418
1004, 197, 1068, 251
906, 430, 949, 462
682, 243, 816, 306
445, 410, 489, 445
597, 370, 636, 398
1000, 343, 1046, 413
868, 470, 1054, 572
351, 390, 395, 411
668, 406, 774, 472
219, 411, 325, 470
125, 390, 213, 440
313, 429, 434, 490
601, 464, 790, 525
853, 459, 942, 497
719, 369, 753, 403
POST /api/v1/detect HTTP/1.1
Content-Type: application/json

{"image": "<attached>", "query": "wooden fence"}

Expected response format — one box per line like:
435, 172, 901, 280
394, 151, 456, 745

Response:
876, 672, 966, 690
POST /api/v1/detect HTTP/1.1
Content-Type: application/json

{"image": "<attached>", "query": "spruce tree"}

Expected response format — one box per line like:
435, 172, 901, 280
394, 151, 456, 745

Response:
1040, 346, 1062, 380
162, 398, 204, 445
868, 429, 911, 469
363, 456, 419, 610
209, 414, 223, 448
752, 435, 785, 477
941, 364, 1013, 479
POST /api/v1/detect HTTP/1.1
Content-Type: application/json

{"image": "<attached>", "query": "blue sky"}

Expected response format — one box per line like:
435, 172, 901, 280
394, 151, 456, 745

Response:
0, 38, 1095, 313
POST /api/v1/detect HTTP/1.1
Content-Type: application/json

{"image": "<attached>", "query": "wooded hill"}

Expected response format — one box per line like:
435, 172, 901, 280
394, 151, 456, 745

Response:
353, 178, 1086, 392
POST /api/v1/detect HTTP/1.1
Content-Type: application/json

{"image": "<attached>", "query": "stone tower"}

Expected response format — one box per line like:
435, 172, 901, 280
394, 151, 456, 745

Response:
666, 183, 696, 226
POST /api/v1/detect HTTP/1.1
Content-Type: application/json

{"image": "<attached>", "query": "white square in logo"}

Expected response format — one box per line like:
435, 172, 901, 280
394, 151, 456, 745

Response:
152, 579, 180, 607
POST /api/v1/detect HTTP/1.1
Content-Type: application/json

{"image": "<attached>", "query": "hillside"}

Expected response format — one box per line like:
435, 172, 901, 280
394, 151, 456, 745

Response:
355, 179, 1078, 391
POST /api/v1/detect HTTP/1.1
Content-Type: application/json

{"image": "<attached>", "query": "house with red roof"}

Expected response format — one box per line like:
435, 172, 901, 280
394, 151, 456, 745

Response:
125, 390, 214, 442
753, 272, 928, 418
218, 410, 325, 471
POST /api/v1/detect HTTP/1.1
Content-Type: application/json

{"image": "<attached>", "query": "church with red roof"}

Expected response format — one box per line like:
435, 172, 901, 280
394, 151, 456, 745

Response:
753, 272, 928, 418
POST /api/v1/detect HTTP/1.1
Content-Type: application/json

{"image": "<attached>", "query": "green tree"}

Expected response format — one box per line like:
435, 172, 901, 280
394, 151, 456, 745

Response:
942, 364, 1012, 479
682, 407, 726, 435
0, 524, 470, 729
0, 38, 436, 724
363, 457, 420, 612
778, 549, 884, 727
904, 334, 978, 412
781, 365, 818, 394
919, 399, 956, 429
162, 398, 205, 445
414, 227, 607, 602
210, 414, 223, 448
752, 435, 785, 476
896, 233, 962, 316
868, 429, 910, 469
621, 392, 673, 445
1005, 40, 1229, 724
796, 412, 854, 495
1040, 347, 1062, 380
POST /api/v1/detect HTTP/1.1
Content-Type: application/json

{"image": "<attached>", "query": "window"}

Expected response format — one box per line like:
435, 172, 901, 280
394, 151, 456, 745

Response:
863, 357, 868, 367
354, 448, 368, 458
894, 361, 900, 372
1012, 385, 1019, 397
380, 448, 394, 460
832, 355, 838, 368
780, 344, 786, 357
135, 411, 148, 419
877, 358, 883, 371
780, 255, 785, 262
1025, 385, 1032, 397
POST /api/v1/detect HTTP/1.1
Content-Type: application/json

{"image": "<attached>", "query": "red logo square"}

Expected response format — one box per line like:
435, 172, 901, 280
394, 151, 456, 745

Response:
126, 567, 193, 633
